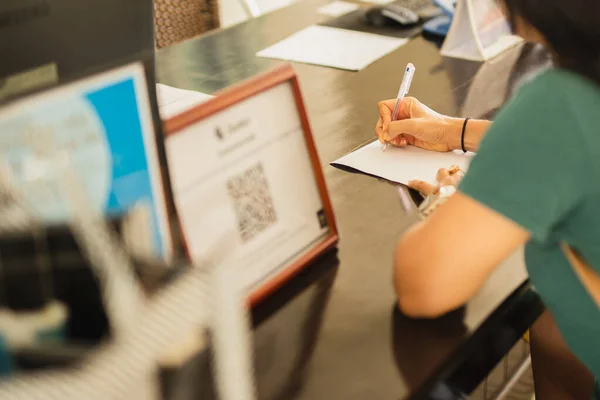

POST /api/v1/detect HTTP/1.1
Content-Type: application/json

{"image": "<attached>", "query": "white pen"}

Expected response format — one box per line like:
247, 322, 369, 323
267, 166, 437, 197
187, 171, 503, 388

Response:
383, 63, 416, 152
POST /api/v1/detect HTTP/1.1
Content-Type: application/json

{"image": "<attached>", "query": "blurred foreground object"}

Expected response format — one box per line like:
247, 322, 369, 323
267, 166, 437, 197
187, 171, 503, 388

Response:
0, 151, 256, 400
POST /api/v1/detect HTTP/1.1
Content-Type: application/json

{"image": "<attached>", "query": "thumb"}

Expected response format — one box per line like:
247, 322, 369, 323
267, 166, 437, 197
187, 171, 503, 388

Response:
386, 118, 426, 141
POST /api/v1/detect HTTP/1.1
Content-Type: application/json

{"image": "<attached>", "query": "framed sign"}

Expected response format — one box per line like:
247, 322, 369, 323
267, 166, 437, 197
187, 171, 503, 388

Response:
164, 64, 338, 305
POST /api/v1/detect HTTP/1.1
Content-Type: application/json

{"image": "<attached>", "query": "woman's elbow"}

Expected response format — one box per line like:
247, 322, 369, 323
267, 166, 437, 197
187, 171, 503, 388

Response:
394, 238, 460, 318
396, 290, 455, 318
394, 259, 452, 317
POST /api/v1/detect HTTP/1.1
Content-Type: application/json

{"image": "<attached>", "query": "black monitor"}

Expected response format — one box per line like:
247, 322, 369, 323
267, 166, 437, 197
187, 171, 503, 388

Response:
0, 0, 155, 100
0, 0, 184, 257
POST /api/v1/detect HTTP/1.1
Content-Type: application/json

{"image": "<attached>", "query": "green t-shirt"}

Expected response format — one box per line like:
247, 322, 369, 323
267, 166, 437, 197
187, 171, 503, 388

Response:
460, 69, 600, 396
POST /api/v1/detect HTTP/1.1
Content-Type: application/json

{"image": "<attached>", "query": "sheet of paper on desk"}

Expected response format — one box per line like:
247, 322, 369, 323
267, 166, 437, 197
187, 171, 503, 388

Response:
317, 1, 360, 17
359, 0, 394, 5
156, 83, 214, 119
256, 26, 408, 71
331, 140, 475, 185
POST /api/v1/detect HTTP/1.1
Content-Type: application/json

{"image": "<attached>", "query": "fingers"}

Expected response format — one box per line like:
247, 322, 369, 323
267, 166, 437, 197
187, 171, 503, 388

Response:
453, 169, 465, 180
437, 166, 465, 186
409, 165, 465, 196
398, 97, 422, 120
408, 179, 437, 196
436, 167, 450, 182
448, 165, 465, 181
390, 135, 408, 147
401, 97, 442, 120
377, 100, 394, 134
377, 98, 423, 142
375, 117, 385, 143
377, 98, 447, 149
447, 165, 460, 175
386, 118, 423, 141
390, 134, 417, 148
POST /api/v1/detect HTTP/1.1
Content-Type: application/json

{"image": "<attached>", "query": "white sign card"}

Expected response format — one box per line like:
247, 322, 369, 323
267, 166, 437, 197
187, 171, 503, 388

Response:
440, 0, 522, 61
164, 65, 338, 303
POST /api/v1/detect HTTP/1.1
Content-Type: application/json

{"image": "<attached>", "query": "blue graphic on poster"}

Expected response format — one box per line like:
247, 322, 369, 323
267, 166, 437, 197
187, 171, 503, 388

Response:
0, 66, 169, 256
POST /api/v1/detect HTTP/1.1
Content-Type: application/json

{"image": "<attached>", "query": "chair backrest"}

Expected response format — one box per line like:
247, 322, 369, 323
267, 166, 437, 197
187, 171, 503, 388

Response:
154, 0, 220, 48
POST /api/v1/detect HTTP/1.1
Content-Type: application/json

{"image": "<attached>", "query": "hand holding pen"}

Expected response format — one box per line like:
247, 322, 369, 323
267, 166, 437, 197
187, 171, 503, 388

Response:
375, 95, 467, 153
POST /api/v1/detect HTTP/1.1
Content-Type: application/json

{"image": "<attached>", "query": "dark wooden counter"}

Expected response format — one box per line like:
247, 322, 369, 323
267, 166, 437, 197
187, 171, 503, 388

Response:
156, 1, 546, 398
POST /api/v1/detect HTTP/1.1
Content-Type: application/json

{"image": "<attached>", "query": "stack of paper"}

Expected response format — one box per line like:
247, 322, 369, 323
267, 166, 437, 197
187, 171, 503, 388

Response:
257, 25, 408, 71
156, 83, 214, 119
331, 140, 474, 185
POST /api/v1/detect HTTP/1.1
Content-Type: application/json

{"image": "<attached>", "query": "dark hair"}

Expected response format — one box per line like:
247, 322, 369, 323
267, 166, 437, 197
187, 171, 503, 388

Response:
502, 0, 600, 85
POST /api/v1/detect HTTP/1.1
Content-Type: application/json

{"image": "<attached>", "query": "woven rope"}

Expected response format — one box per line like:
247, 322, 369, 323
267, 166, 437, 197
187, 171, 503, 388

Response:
154, 0, 220, 48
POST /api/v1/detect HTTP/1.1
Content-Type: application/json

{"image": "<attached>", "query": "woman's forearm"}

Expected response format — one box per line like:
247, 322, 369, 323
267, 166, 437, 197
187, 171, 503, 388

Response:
447, 118, 491, 152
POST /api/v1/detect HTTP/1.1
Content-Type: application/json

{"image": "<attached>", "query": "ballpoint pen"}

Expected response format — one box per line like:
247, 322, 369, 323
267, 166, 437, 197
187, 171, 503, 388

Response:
383, 63, 416, 152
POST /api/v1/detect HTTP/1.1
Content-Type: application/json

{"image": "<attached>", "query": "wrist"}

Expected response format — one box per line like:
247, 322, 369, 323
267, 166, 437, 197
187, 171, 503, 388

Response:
445, 117, 466, 151
445, 117, 487, 152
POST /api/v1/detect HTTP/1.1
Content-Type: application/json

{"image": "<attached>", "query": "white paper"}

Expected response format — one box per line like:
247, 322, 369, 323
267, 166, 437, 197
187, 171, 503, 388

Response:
156, 83, 214, 119
359, 0, 394, 5
257, 26, 408, 71
331, 140, 475, 185
317, 1, 360, 17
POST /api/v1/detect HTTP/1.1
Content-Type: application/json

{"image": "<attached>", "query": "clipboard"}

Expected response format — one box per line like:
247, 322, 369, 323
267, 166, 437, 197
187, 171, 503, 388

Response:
163, 64, 338, 305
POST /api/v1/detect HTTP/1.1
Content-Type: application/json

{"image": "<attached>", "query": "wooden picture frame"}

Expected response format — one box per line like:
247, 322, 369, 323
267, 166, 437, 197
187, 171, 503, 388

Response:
163, 63, 338, 305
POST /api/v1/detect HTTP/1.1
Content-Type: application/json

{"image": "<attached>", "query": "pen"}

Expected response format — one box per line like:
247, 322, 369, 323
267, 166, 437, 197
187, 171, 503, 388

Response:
397, 185, 416, 214
383, 63, 416, 152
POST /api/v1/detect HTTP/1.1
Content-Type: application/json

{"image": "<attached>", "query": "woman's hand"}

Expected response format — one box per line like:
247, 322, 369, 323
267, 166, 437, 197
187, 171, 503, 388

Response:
408, 165, 465, 196
375, 97, 463, 152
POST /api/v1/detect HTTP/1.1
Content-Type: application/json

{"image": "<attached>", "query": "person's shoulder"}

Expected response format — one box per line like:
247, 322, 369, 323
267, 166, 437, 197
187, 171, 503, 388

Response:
522, 69, 600, 107
478, 69, 591, 153
492, 68, 599, 129
538, 68, 599, 90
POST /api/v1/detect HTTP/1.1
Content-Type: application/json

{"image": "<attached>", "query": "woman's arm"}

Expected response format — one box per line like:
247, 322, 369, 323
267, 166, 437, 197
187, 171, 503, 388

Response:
376, 97, 492, 153
446, 118, 490, 153
394, 191, 530, 318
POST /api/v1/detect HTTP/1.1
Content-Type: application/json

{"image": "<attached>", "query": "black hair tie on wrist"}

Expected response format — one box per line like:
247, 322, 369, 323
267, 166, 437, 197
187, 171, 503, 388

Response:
461, 117, 471, 153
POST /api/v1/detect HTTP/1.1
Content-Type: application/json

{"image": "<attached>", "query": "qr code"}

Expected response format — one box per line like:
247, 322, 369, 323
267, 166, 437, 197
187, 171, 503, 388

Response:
227, 163, 277, 242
